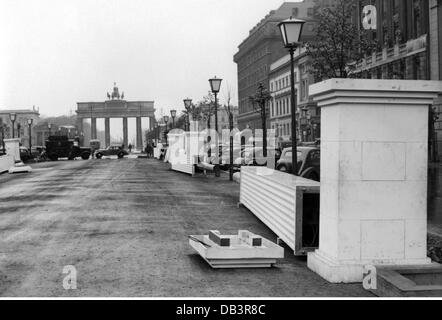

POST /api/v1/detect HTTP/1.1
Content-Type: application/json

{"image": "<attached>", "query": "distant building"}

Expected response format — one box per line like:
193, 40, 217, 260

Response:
233, 1, 321, 131
199, 106, 239, 132
269, 47, 319, 146
0, 106, 40, 148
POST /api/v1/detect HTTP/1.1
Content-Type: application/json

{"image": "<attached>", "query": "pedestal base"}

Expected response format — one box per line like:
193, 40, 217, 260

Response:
307, 250, 431, 283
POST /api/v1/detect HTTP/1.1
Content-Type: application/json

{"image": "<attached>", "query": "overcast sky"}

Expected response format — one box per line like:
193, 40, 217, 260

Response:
0, 0, 295, 118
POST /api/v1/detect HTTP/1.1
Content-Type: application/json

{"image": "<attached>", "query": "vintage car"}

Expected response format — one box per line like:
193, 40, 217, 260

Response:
276, 147, 320, 181
19, 146, 33, 162
95, 145, 129, 159
46, 136, 91, 161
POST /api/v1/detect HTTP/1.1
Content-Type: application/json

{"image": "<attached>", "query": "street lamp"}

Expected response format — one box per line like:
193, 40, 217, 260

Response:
48, 123, 52, 137
9, 113, 16, 138
183, 98, 192, 131
163, 115, 169, 144
154, 122, 158, 145
170, 109, 177, 129
27, 118, 33, 151
278, 17, 305, 175
0, 119, 5, 152
209, 76, 222, 177
209, 76, 222, 133
249, 83, 271, 159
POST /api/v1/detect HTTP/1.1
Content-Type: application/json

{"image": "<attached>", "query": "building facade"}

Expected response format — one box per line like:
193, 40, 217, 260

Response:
234, 1, 320, 131
355, 0, 430, 80
269, 47, 319, 146
203, 106, 239, 132
0, 107, 40, 149
355, 0, 442, 160
429, 0, 442, 160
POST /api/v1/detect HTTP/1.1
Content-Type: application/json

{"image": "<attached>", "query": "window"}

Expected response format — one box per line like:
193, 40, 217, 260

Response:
300, 79, 308, 101
413, 0, 422, 37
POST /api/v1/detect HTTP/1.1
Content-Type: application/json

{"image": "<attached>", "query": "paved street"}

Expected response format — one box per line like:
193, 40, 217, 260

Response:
0, 158, 369, 297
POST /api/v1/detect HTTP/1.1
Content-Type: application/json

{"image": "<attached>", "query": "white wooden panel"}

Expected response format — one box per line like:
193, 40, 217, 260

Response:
239, 166, 320, 254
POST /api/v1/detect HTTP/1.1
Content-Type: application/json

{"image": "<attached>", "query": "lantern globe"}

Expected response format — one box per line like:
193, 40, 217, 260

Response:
183, 98, 192, 109
209, 76, 222, 93
278, 18, 305, 48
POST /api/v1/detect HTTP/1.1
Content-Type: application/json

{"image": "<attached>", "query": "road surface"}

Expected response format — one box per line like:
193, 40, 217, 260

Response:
0, 158, 369, 297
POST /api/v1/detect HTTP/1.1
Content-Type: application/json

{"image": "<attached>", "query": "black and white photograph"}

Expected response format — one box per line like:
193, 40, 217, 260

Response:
1, 0, 442, 309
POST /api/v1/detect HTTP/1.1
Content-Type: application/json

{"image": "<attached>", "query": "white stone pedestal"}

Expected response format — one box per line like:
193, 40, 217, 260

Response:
4, 138, 21, 162
307, 79, 442, 283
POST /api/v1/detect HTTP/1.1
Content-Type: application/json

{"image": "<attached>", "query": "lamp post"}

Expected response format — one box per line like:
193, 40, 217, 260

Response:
278, 17, 305, 175
48, 123, 52, 138
0, 119, 5, 152
27, 118, 33, 151
9, 113, 16, 138
154, 122, 158, 145
249, 83, 271, 159
170, 109, 177, 129
163, 115, 169, 144
183, 98, 192, 131
209, 76, 222, 177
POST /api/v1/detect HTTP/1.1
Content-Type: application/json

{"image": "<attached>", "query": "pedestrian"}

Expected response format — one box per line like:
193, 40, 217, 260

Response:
128, 143, 132, 153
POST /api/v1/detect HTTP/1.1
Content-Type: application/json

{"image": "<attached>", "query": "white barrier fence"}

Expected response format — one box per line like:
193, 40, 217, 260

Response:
239, 166, 320, 256
167, 132, 200, 176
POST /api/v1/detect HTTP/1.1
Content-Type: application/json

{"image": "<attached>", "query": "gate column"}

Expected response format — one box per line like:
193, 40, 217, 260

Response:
123, 117, 128, 148
105, 117, 110, 147
307, 79, 442, 283
91, 118, 97, 140
136, 117, 142, 150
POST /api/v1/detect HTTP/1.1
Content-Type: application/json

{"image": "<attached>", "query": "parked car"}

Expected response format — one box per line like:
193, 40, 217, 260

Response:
31, 146, 45, 157
276, 147, 320, 181
233, 146, 281, 169
95, 145, 129, 159
19, 146, 32, 162
220, 145, 243, 170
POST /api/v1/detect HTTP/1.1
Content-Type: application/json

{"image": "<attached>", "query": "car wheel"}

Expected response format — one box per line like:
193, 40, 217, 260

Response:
117, 152, 124, 159
96, 153, 103, 159
49, 154, 58, 161
81, 152, 90, 160
278, 165, 288, 172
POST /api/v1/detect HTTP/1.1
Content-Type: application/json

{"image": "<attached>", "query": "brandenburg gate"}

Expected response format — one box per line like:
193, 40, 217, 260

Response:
76, 83, 155, 149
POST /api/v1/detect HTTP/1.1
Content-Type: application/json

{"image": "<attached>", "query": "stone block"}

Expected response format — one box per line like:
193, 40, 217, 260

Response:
361, 142, 406, 181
